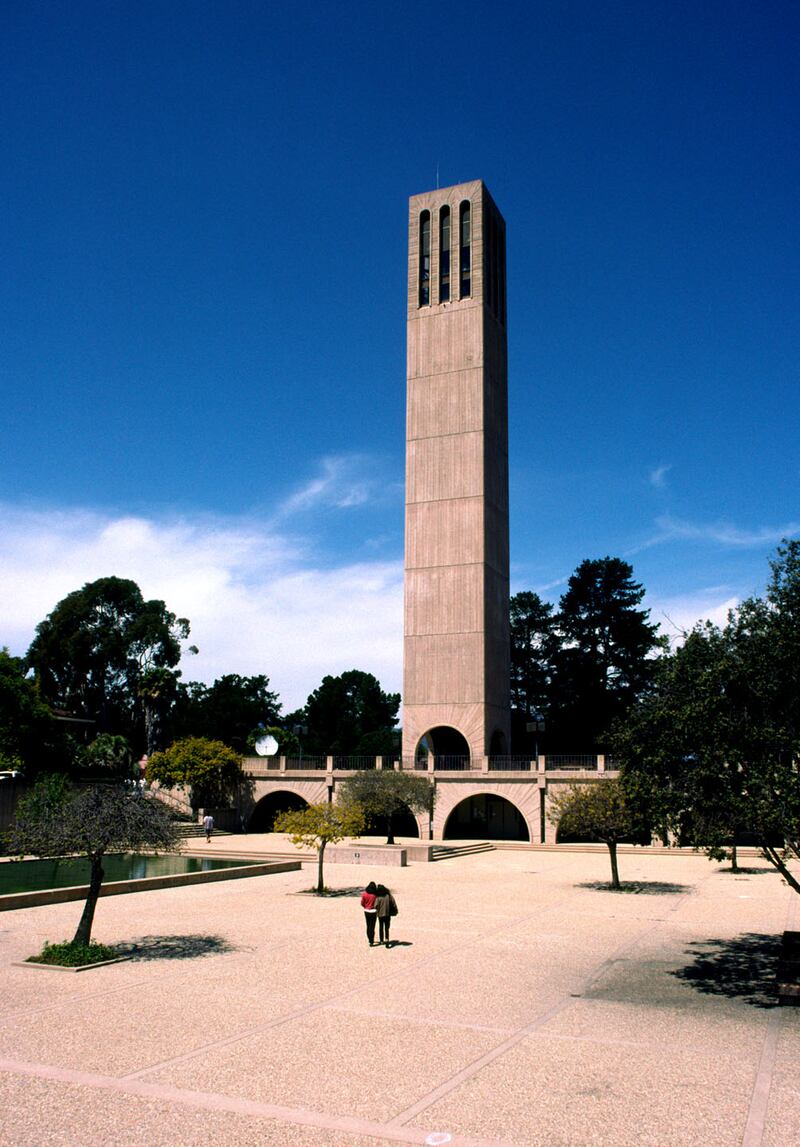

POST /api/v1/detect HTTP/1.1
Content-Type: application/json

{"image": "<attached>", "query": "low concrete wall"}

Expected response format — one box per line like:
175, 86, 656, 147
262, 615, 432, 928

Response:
0, 860, 300, 912
327, 846, 407, 867
405, 844, 434, 862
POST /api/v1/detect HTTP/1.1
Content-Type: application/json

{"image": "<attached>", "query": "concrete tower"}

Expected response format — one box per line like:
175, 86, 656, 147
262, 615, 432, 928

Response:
402, 180, 510, 765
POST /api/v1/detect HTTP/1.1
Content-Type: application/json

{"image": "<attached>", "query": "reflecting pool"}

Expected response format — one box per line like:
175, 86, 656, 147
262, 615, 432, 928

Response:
0, 854, 253, 895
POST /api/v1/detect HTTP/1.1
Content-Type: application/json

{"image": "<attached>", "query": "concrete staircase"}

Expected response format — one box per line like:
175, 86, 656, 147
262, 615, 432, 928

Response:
431, 841, 495, 861
176, 823, 233, 841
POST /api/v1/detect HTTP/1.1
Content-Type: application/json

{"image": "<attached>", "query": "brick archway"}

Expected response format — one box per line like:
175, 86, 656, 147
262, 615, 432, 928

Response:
433, 782, 536, 842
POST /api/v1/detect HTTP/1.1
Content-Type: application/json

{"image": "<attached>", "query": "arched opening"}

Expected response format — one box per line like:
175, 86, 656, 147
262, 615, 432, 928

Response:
249, 791, 309, 833
362, 806, 421, 840
459, 200, 471, 298
416, 726, 470, 770
439, 205, 451, 302
419, 210, 431, 306
489, 729, 508, 755
444, 794, 529, 841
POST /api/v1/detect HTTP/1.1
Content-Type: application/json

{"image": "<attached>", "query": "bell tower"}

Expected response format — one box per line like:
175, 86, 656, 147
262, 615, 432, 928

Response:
402, 180, 510, 765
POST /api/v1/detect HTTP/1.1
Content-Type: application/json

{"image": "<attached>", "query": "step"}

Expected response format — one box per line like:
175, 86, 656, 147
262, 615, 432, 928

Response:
176, 825, 233, 838
431, 841, 495, 860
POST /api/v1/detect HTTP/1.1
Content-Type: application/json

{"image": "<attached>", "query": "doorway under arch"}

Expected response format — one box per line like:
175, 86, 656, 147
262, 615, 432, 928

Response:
444, 794, 529, 841
363, 806, 421, 840
489, 728, 508, 755
417, 726, 470, 769
249, 791, 309, 833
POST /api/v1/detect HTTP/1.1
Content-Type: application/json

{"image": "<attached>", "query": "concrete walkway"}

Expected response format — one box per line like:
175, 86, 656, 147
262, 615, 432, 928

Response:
1, 841, 798, 1146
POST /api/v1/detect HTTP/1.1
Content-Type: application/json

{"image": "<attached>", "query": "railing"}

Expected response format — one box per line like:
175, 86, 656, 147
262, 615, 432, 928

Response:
145, 785, 194, 818
332, 756, 378, 770
488, 757, 533, 771
406, 755, 473, 771
545, 755, 598, 771
284, 756, 327, 771
433, 755, 473, 771
244, 760, 281, 774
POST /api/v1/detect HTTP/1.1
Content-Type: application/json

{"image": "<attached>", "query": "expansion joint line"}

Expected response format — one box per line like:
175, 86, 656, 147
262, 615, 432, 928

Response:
740, 891, 797, 1147
0, 1059, 505, 1147
121, 893, 572, 1082
389, 882, 701, 1128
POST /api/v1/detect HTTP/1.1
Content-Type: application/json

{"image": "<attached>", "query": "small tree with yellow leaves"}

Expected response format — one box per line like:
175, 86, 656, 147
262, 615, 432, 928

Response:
275, 800, 365, 894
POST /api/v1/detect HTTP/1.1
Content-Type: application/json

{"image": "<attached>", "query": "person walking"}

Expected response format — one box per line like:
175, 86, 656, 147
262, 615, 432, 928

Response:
360, 881, 378, 946
374, 883, 398, 947
203, 813, 214, 843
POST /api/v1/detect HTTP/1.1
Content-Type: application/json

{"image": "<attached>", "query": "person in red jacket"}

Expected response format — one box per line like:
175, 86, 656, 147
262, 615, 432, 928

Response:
360, 881, 378, 946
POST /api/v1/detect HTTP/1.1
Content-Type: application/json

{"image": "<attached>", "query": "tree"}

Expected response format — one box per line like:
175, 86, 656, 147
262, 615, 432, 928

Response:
612, 624, 749, 865
26, 577, 194, 751
75, 733, 136, 782
171, 674, 281, 754
301, 670, 400, 755
509, 591, 555, 719
0, 648, 69, 776
548, 778, 634, 889
339, 770, 437, 843
146, 736, 244, 810
5, 779, 180, 945
274, 801, 365, 894
613, 541, 800, 895
548, 557, 664, 748
138, 667, 182, 756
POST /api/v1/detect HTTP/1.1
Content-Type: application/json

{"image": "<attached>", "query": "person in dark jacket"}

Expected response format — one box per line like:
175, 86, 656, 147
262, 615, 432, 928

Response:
360, 881, 378, 946
374, 884, 398, 947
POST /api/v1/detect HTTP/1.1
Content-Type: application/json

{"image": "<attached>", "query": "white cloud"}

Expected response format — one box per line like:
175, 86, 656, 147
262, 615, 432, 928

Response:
649, 463, 671, 489
0, 503, 403, 713
646, 589, 740, 646
277, 454, 391, 516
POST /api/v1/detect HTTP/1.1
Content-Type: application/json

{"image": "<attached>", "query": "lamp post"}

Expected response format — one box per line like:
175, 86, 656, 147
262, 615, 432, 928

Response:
293, 724, 308, 768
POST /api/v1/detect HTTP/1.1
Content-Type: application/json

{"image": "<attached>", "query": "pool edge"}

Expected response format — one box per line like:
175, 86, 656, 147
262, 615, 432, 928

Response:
0, 860, 301, 911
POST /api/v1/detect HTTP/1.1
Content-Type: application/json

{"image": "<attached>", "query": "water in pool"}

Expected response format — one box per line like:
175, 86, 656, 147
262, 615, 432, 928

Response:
0, 854, 252, 895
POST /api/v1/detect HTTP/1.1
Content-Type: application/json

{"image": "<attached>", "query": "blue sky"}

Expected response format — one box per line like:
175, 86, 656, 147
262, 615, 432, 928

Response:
2, 1, 798, 712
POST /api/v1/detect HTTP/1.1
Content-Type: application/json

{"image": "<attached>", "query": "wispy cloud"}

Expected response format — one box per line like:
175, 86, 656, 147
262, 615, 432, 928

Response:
649, 463, 671, 489
277, 454, 395, 517
534, 575, 570, 594
630, 513, 800, 556
0, 501, 403, 713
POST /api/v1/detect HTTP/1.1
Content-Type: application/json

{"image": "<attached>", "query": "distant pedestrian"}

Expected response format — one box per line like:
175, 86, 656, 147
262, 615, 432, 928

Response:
203, 814, 214, 843
360, 881, 378, 946
374, 883, 398, 947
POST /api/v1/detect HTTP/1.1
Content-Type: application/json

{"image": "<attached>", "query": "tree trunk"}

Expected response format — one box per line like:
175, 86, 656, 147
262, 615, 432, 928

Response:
730, 835, 739, 873
316, 841, 326, 895
144, 701, 161, 756
761, 842, 800, 896
72, 855, 104, 946
607, 841, 621, 889
386, 810, 395, 846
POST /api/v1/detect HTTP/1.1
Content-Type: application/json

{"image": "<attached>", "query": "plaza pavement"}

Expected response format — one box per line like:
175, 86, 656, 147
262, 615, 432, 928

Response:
1, 838, 798, 1147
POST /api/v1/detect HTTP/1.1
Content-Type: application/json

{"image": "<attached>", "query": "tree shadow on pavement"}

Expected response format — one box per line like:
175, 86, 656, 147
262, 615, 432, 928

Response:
578, 881, 690, 895
116, 934, 237, 961
716, 867, 774, 876
672, 933, 781, 1008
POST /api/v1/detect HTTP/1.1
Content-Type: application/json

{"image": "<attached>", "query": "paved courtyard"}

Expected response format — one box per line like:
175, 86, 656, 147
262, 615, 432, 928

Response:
1, 841, 798, 1147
